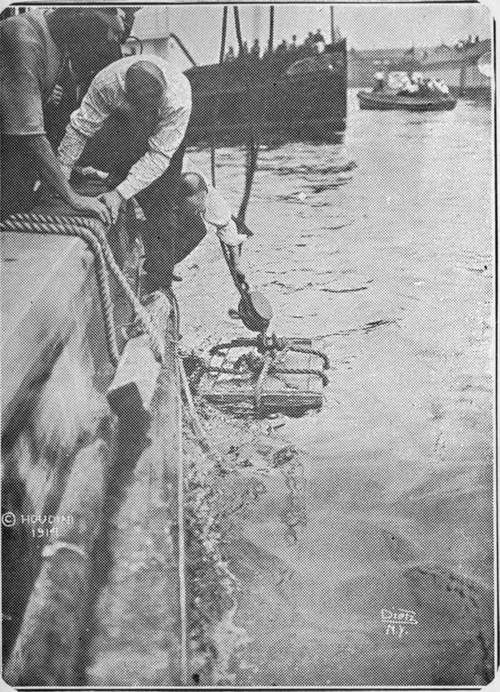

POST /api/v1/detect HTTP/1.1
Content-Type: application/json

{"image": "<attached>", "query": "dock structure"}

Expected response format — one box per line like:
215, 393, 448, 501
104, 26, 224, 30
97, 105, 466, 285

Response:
1, 192, 185, 686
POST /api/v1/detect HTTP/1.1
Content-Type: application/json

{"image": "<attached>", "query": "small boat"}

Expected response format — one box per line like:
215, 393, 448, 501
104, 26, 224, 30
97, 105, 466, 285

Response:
357, 89, 457, 112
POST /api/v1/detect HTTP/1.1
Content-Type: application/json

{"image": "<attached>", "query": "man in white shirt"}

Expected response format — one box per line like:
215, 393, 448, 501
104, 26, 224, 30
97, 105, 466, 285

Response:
58, 55, 246, 292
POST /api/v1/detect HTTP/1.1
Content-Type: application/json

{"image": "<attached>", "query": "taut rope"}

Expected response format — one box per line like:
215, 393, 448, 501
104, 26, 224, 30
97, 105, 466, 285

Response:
1, 212, 165, 365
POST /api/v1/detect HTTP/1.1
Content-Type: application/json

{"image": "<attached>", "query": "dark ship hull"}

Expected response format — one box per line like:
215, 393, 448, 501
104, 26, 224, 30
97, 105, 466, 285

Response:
185, 39, 347, 147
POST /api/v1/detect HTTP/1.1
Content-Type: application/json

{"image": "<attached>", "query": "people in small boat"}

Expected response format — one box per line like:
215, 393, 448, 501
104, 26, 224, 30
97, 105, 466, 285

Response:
57, 56, 246, 292
434, 78, 450, 95
373, 71, 385, 91
0, 7, 124, 222
398, 80, 419, 96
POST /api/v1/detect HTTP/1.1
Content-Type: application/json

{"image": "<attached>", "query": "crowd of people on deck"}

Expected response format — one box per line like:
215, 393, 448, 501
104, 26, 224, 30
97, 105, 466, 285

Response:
373, 70, 450, 97
224, 28, 329, 62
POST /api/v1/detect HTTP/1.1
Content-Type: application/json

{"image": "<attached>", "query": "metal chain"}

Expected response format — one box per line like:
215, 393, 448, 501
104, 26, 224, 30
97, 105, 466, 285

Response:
1, 214, 120, 366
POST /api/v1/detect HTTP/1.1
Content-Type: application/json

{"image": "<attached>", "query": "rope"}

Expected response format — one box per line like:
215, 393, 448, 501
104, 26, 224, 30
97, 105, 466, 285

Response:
233, 5, 244, 55
211, 6, 229, 190
219, 5, 228, 65
8, 213, 165, 363
238, 132, 259, 223
171, 291, 189, 686
254, 352, 272, 412
31, 213, 164, 359
268, 5, 275, 54
1, 214, 120, 366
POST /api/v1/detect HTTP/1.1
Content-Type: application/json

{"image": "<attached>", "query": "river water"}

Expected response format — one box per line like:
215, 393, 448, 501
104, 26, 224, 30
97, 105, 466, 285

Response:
178, 90, 494, 686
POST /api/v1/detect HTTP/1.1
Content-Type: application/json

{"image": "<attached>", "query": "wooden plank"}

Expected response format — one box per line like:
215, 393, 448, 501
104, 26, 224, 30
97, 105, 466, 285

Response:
106, 293, 171, 416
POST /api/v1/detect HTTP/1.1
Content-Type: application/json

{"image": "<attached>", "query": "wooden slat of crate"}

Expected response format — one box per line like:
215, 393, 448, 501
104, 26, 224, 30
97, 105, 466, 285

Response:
198, 341, 324, 411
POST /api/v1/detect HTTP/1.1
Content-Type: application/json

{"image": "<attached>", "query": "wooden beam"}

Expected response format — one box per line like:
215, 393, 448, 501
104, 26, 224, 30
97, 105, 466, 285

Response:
106, 292, 171, 417
4, 440, 110, 687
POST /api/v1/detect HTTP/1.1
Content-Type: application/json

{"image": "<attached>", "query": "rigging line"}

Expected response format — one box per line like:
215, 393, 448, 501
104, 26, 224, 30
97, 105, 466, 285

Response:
219, 5, 228, 64
211, 5, 229, 188
171, 291, 188, 685
268, 5, 274, 55
233, 5, 244, 55
238, 129, 259, 223
210, 129, 217, 189
168, 33, 197, 67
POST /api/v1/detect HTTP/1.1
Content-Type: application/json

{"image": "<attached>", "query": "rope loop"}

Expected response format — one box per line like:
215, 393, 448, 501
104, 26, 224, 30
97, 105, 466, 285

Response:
1, 212, 166, 365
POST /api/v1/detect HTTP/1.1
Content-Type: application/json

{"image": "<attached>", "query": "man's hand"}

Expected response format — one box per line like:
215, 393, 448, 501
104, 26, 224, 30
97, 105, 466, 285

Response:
69, 192, 112, 226
98, 190, 125, 225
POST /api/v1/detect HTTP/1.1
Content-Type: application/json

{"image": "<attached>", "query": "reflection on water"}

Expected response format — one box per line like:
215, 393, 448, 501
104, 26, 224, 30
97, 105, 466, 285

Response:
178, 90, 494, 686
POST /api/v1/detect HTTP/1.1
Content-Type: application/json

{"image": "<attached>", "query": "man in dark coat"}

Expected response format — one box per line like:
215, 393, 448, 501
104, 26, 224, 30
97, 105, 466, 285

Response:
0, 8, 124, 222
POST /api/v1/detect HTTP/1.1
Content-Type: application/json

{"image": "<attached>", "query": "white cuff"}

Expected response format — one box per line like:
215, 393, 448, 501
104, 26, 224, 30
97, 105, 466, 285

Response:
116, 178, 136, 201
216, 218, 246, 246
203, 188, 231, 227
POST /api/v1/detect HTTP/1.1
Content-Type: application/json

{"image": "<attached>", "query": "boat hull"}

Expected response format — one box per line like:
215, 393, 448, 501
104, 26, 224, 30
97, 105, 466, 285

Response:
185, 40, 347, 146
357, 90, 457, 112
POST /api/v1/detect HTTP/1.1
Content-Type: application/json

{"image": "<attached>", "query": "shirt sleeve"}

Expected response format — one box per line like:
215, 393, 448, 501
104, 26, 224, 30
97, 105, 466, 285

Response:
215, 217, 246, 246
57, 77, 112, 172
116, 104, 190, 200
181, 155, 246, 246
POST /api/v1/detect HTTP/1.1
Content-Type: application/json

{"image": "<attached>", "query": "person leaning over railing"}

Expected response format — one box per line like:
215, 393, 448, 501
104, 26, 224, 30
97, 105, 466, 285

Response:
57, 55, 247, 294
0, 7, 124, 224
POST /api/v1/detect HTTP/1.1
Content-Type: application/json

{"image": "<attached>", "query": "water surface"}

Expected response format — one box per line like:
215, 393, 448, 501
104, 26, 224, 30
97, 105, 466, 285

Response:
178, 90, 494, 686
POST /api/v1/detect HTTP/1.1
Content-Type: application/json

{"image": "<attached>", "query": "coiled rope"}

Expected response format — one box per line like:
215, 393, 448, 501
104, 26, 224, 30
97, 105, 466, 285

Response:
0, 212, 165, 365
1, 212, 120, 365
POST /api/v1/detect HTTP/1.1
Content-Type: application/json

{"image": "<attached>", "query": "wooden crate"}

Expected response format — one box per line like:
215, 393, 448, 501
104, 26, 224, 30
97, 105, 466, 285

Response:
198, 338, 325, 414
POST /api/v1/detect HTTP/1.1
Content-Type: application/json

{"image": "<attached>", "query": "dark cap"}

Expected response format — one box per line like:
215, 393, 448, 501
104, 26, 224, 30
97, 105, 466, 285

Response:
124, 61, 166, 106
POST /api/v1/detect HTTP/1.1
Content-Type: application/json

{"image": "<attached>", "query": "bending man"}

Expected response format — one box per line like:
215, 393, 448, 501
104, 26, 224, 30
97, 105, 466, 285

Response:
58, 55, 246, 293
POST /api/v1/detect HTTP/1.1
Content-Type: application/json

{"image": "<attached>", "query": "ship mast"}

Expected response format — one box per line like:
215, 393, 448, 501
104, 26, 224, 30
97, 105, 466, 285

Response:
330, 5, 335, 43
268, 6, 275, 54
